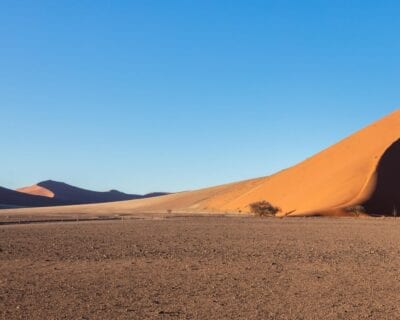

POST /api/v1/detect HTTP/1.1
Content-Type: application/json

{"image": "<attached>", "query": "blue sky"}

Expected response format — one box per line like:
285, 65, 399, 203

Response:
1, 1, 399, 193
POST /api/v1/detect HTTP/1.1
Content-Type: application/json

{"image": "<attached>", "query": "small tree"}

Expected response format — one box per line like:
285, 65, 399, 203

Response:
250, 201, 280, 217
344, 205, 366, 216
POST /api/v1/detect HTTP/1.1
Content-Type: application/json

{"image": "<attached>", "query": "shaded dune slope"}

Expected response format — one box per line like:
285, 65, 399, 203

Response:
362, 139, 400, 215
3, 110, 400, 217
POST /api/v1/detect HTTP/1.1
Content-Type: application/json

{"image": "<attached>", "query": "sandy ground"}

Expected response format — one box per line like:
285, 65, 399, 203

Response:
1, 216, 400, 319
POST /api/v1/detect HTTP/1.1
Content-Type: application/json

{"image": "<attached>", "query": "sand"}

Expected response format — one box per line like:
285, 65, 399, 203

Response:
2, 110, 400, 219
2, 216, 400, 319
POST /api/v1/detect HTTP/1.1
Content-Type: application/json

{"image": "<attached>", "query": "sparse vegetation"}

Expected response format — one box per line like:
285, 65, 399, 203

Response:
167, 209, 172, 214
250, 201, 280, 217
344, 205, 366, 216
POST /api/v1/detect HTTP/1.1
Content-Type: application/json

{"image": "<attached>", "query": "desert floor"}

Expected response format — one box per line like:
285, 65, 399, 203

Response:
1, 216, 400, 319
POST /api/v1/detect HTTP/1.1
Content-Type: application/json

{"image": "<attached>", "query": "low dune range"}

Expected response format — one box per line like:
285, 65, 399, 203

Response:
0, 180, 169, 213
2, 110, 400, 221
16, 180, 168, 204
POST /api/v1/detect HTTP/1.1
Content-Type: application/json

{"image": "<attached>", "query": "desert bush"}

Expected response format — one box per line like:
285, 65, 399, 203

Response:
250, 201, 280, 217
344, 205, 366, 216
167, 209, 172, 214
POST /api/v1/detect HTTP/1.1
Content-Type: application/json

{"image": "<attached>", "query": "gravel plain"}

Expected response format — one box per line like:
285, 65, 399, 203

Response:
1, 216, 400, 319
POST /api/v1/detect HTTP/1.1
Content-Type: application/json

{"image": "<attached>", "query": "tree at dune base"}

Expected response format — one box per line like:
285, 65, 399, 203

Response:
250, 201, 281, 217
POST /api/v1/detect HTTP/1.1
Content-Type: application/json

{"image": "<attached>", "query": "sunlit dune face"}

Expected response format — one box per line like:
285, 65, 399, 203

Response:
16, 185, 55, 198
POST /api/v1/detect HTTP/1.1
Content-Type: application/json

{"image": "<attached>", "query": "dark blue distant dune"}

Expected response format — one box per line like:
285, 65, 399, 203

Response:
0, 180, 170, 209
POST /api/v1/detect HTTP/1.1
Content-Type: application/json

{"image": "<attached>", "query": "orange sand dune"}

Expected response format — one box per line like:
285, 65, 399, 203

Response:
3, 110, 400, 218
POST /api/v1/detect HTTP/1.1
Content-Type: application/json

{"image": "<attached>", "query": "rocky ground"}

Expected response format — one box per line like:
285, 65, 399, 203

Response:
1, 216, 400, 319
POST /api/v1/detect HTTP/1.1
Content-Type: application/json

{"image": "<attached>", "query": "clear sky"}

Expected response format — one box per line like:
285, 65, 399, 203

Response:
1, 1, 399, 193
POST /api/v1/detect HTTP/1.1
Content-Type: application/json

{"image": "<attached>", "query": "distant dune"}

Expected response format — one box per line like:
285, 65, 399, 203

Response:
3, 110, 400, 218
16, 180, 164, 205
0, 186, 62, 208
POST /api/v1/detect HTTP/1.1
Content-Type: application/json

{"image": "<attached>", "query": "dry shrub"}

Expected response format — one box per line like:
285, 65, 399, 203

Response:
250, 201, 280, 217
344, 205, 366, 216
